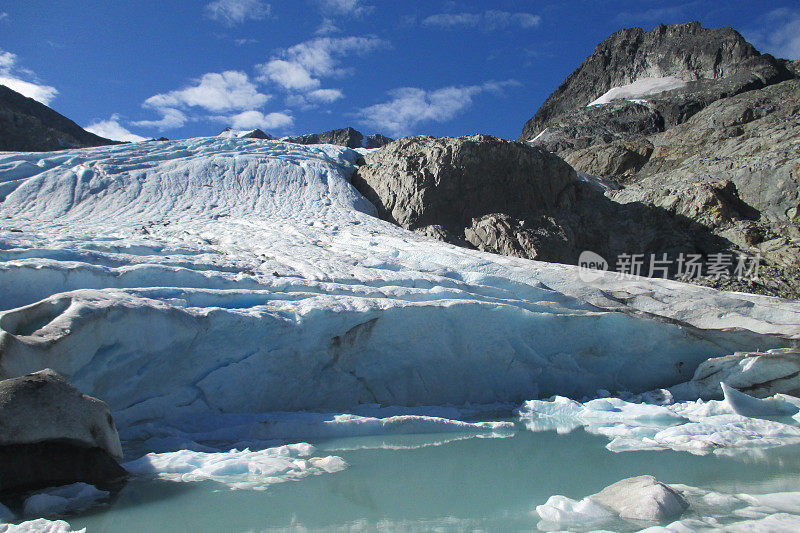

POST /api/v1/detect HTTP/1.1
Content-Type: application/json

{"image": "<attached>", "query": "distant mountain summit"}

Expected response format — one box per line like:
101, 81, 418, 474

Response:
519, 21, 793, 147
0, 84, 118, 152
217, 128, 272, 139
283, 127, 393, 149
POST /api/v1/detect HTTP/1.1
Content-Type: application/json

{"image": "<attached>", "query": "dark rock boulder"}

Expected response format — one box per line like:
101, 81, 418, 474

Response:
0, 85, 118, 152
0, 369, 126, 495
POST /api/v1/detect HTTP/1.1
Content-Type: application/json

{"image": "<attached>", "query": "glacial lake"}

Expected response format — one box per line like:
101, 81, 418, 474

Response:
65, 419, 800, 532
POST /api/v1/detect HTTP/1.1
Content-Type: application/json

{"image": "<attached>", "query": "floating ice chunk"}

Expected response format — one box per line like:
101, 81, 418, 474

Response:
587, 77, 687, 106
0, 519, 84, 533
521, 393, 800, 455
22, 483, 109, 518
590, 475, 688, 521
535, 495, 614, 525
721, 382, 800, 417
123, 442, 347, 490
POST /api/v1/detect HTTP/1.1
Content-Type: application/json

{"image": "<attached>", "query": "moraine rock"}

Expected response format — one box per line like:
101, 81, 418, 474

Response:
590, 476, 689, 521
0, 85, 118, 152
0, 369, 125, 494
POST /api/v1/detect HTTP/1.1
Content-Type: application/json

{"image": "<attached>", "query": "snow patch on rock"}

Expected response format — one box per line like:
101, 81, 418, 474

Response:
588, 77, 688, 106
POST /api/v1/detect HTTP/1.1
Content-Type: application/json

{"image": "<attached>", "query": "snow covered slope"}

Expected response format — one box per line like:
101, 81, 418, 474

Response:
587, 76, 688, 106
0, 137, 797, 426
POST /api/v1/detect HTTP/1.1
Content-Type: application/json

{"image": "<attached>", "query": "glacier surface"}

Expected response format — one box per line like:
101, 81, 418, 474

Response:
0, 137, 798, 428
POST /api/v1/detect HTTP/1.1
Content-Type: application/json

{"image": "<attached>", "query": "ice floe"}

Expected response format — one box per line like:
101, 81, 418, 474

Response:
22, 483, 108, 518
0, 520, 83, 533
519, 385, 800, 456
123, 442, 347, 490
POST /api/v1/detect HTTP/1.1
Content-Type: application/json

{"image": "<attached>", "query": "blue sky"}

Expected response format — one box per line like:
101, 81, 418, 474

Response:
1, 0, 798, 142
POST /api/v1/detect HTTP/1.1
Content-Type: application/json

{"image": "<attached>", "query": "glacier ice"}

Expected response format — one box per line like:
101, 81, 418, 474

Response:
0, 137, 798, 429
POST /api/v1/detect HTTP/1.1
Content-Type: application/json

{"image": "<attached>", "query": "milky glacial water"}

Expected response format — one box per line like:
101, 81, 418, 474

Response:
63, 420, 800, 532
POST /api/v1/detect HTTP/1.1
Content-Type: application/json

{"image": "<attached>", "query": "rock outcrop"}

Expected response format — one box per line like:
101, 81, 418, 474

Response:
590, 476, 689, 521
352, 134, 733, 266
0, 369, 125, 494
351, 135, 576, 237
284, 127, 393, 149
0, 85, 118, 152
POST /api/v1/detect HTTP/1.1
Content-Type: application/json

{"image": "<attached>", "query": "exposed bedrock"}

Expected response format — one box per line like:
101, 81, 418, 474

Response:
351, 134, 738, 271
0, 369, 125, 495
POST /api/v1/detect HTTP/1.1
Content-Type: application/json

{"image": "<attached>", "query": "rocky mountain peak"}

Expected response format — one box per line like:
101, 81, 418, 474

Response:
519, 21, 790, 142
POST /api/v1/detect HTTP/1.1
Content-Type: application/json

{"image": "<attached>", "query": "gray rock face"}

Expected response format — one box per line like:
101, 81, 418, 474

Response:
520, 21, 791, 145
351, 135, 577, 237
0, 85, 118, 152
0, 369, 122, 458
284, 127, 365, 149
590, 476, 689, 521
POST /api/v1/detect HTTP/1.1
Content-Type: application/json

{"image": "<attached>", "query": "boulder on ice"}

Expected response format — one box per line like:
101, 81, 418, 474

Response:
0, 369, 125, 494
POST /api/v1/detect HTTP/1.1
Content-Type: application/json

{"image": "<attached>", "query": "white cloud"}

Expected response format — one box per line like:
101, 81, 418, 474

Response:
235, 38, 258, 46
307, 88, 343, 103
0, 48, 59, 105
749, 8, 800, 60
358, 80, 518, 137
85, 114, 149, 142
257, 36, 387, 92
260, 60, 319, 91
133, 108, 188, 130
422, 10, 541, 30
317, 0, 372, 17
143, 71, 269, 113
205, 0, 270, 25
315, 18, 341, 35
0, 12, 8, 22
285, 88, 344, 109
216, 110, 294, 130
